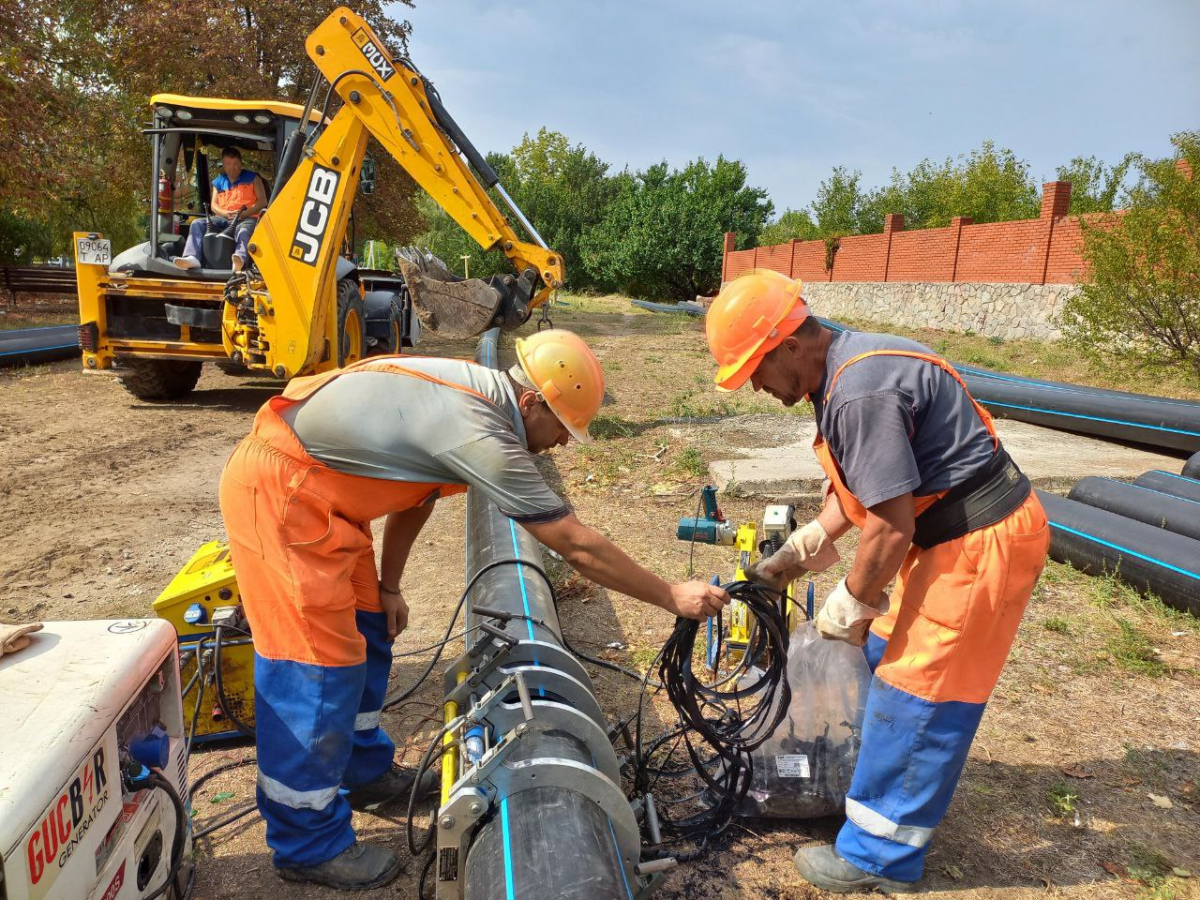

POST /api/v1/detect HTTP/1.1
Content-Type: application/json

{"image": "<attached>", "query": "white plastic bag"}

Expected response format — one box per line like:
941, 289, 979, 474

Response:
734, 620, 871, 818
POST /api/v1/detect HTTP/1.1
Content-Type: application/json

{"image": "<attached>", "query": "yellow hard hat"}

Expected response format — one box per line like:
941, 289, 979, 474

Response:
514, 329, 605, 443
706, 270, 808, 391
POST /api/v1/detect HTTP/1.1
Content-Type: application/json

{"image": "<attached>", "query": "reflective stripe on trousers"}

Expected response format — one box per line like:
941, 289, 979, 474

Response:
253, 610, 396, 868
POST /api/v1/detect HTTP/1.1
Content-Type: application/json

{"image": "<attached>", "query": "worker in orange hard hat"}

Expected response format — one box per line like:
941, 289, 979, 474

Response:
706, 271, 1049, 893
220, 328, 729, 890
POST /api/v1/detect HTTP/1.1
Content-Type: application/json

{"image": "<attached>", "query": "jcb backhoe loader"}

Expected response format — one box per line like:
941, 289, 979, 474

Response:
73, 6, 564, 400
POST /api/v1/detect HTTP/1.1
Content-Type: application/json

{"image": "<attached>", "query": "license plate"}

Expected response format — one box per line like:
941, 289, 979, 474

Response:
76, 237, 112, 266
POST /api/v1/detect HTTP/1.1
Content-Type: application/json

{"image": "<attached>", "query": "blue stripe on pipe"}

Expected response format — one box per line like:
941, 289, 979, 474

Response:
977, 399, 1200, 438
500, 797, 516, 900
962, 368, 1195, 408
1152, 470, 1200, 485
0, 343, 77, 357
606, 817, 635, 900
1048, 522, 1200, 581
507, 519, 537, 642
1094, 477, 1200, 508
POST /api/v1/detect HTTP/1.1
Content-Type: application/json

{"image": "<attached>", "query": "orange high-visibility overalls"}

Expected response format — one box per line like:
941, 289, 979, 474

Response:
813, 350, 1048, 881
218, 357, 488, 868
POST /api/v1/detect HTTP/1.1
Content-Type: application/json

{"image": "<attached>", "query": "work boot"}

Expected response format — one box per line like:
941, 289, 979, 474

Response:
344, 762, 438, 812
793, 845, 920, 894
276, 842, 401, 890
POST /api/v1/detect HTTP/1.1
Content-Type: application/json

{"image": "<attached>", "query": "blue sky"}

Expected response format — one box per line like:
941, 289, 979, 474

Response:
396, 1, 1200, 215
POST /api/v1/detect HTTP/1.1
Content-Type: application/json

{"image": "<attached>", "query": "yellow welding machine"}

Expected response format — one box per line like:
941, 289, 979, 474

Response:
153, 540, 256, 742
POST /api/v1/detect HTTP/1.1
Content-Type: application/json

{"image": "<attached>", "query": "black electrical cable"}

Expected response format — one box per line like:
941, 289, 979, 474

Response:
406, 722, 454, 855
383, 558, 540, 709
194, 802, 259, 839
213, 625, 255, 738
418, 851, 437, 899
185, 649, 207, 759
189, 756, 257, 795
648, 580, 791, 842
141, 772, 188, 900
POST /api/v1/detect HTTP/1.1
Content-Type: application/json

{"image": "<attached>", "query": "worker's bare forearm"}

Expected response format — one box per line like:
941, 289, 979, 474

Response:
846, 493, 915, 605
817, 491, 854, 541
523, 515, 672, 609
380, 503, 436, 590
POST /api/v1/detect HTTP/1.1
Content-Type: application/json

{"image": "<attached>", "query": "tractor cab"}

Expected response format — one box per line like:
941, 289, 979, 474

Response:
108, 94, 326, 280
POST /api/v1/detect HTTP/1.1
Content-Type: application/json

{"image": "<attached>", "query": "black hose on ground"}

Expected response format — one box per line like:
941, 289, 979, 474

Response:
141, 772, 189, 900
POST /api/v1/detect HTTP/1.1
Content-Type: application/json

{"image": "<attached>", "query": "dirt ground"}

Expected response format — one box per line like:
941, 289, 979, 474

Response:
1, 295, 1197, 900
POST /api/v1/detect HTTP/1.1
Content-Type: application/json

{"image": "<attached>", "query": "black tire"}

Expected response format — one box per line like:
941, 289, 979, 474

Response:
336, 279, 367, 367
387, 301, 404, 355
117, 359, 203, 401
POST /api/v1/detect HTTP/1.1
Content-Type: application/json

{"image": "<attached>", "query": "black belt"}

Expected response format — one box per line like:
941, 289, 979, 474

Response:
912, 446, 1031, 549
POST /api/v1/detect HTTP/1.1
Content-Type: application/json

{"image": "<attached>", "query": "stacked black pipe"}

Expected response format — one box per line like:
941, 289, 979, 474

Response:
1038, 459, 1200, 617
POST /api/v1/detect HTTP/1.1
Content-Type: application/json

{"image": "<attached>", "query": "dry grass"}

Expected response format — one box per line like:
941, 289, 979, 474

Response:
0, 298, 77, 330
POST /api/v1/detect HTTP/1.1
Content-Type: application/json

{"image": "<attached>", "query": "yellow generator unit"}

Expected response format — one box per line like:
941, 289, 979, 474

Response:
153, 541, 256, 743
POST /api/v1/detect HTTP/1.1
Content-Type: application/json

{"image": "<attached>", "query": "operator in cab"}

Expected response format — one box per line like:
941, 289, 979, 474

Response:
173, 146, 266, 272
218, 329, 729, 890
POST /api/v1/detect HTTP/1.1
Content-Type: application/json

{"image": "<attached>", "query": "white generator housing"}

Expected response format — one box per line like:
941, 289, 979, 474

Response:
0, 620, 192, 900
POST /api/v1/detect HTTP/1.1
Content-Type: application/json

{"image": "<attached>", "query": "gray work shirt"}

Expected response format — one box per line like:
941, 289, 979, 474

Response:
811, 332, 996, 509
280, 358, 570, 523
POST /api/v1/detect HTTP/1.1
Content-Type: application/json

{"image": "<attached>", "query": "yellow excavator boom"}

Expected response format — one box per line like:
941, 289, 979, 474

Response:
230, 7, 563, 376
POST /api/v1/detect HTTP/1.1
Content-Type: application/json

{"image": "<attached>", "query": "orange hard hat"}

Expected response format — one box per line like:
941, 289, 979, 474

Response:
514, 329, 605, 443
706, 270, 809, 391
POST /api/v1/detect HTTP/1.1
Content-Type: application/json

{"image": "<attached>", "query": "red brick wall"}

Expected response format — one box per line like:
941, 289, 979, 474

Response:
723, 180, 1109, 286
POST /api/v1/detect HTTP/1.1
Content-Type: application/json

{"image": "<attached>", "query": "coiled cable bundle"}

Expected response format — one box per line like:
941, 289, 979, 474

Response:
652, 580, 791, 840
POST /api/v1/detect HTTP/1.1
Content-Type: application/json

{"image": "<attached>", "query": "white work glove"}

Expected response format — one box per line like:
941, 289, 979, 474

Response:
0, 621, 43, 659
815, 578, 888, 647
743, 520, 841, 590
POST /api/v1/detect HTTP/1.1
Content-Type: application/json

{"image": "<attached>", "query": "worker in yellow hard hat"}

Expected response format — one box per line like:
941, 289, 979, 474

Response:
218, 328, 729, 890
706, 271, 1048, 893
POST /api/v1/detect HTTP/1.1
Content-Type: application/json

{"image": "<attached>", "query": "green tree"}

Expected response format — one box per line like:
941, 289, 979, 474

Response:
810, 167, 863, 236
0, 0, 415, 258
582, 156, 772, 300
1061, 133, 1200, 377
759, 208, 819, 246
1056, 153, 1139, 214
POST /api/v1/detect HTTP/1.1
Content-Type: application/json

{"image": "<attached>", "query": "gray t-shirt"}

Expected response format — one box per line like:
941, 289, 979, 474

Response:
811, 332, 996, 509
280, 358, 569, 523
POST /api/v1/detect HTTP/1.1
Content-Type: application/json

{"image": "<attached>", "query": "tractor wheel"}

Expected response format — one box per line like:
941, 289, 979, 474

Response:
117, 359, 203, 401
337, 279, 367, 367
388, 301, 404, 355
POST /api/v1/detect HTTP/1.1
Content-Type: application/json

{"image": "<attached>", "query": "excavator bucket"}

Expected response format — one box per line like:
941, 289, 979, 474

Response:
398, 259, 506, 339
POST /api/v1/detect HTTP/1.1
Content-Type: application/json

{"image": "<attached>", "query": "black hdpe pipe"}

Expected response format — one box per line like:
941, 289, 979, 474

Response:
1134, 470, 1200, 505
461, 329, 633, 900
1067, 477, 1200, 543
0, 325, 78, 367
1037, 490, 1200, 617
1184, 452, 1200, 480
814, 317, 1200, 453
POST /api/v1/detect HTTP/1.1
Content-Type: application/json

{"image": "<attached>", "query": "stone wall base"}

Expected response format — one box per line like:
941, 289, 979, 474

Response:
799, 281, 1076, 341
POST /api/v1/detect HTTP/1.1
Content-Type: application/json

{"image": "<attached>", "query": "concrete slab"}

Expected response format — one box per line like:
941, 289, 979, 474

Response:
708, 418, 1186, 498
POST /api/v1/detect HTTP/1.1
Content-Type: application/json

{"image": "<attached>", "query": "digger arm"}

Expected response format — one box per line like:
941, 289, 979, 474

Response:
243, 6, 562, 374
